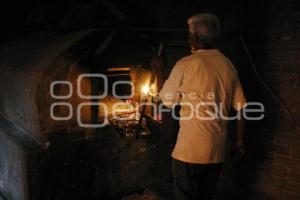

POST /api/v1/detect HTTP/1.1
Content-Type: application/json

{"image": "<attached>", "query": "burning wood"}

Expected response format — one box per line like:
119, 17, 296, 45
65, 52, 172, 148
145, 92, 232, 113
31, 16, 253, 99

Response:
97, 66, 158, 137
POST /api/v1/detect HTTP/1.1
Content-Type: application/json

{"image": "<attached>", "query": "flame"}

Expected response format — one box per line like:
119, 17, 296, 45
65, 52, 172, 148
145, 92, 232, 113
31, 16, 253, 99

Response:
141, 84, 150, 95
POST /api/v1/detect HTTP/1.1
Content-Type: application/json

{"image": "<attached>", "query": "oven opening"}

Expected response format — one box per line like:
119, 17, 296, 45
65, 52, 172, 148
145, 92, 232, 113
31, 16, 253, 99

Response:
101, 65, 160, 137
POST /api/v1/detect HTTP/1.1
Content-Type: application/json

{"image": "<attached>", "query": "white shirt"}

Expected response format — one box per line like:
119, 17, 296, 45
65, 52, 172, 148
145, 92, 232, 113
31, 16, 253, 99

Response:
159, 49, 246, 163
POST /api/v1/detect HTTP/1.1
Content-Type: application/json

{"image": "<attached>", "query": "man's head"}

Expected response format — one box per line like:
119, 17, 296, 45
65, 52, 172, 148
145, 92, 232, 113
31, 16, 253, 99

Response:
188, 13, 220, 51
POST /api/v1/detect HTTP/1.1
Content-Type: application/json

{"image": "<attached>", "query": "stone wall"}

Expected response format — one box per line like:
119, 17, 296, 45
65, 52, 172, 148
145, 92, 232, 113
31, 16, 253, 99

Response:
249, 1, 300, 199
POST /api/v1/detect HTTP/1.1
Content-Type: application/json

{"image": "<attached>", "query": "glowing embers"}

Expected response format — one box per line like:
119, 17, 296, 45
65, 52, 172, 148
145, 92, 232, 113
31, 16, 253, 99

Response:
106, 99, 149, 137
109, 112, 150, 137
102, 66, 156, 136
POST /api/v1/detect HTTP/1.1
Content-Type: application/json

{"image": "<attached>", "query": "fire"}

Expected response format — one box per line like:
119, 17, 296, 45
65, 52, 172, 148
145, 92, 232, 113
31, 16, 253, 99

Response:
141, 84, 150, 95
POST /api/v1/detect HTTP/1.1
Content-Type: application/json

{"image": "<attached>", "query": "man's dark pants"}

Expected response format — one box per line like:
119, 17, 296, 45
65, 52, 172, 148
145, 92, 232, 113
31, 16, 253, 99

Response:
172, 159, 222, 200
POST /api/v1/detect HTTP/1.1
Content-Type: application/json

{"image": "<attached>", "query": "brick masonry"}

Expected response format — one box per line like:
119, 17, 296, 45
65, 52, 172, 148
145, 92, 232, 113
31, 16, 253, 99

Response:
247, 0, 300, 199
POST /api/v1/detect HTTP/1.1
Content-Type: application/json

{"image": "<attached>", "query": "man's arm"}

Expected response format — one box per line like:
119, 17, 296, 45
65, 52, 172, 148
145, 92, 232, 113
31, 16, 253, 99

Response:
232, 114, 245, 158
236, 114, 245, 145
159, 61, 185, 108
231, 73, 247, 158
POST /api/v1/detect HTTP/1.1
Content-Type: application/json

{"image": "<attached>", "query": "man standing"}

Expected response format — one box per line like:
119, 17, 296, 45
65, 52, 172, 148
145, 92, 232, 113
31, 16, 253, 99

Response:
159, 13, 246, 200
